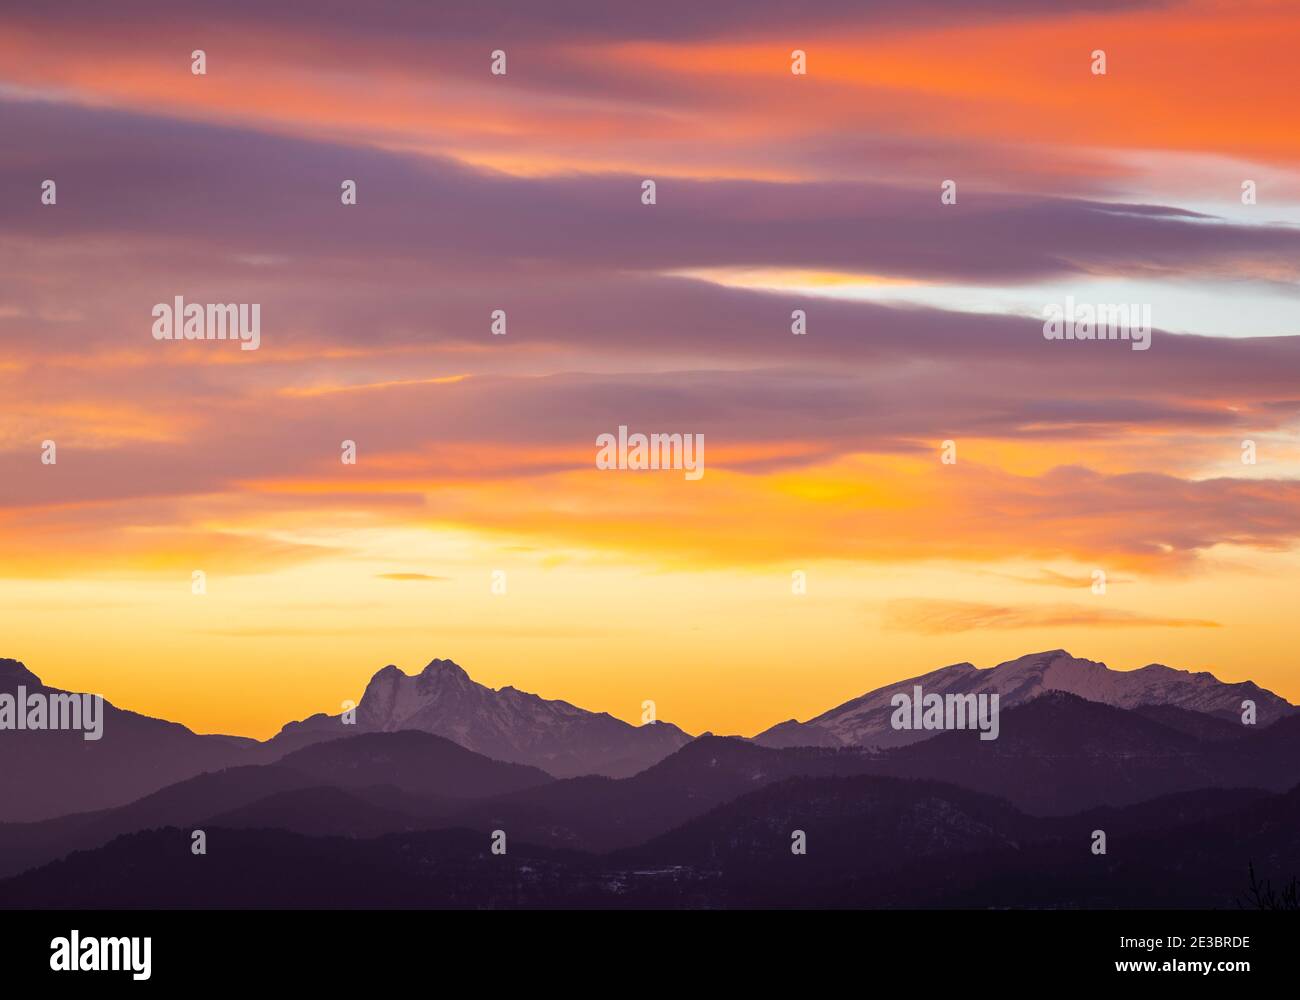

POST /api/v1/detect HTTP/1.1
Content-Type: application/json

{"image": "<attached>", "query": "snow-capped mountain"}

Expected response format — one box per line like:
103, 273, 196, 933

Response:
753, 649, 1295, 749
271, 658, 692, 778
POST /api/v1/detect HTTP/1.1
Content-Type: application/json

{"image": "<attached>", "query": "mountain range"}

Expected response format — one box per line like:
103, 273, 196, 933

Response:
754, 649, 1292, 748
4, 772, 1298, 909
3, 649, 1294, 823
2, 648, 1297, 908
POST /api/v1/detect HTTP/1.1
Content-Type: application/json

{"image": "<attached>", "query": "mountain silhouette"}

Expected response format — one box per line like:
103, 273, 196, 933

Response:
609, 775, 1300, 908
0, 730, 552, 878
205, 786, 431, 838
276, 730, 553, 797
7, 779, 1295, 908
753, 649, 1294, 749
0, 658, 252, 822
7, 649, 1287, 826
442, 734, 879, 852
269, 658, 692, 777
863, 691, 1300, 814
0, 655, 686, 824
0, 826, 606, 909
3, 648, 1297, 909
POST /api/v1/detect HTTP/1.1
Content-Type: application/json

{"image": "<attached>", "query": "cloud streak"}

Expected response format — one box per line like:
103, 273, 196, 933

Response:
882, 598, 1221, 633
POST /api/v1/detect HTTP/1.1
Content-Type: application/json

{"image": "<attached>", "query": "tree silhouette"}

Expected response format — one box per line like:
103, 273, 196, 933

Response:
1240, 861, 1300, 910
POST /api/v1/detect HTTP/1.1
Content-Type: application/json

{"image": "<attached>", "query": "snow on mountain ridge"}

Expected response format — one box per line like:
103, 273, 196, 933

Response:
756, 649, 1294, 749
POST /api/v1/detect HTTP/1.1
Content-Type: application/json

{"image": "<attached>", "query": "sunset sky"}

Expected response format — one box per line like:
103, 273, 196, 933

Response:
1, 0, 1298, 739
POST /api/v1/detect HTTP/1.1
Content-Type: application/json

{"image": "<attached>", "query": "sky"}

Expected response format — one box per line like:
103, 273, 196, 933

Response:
1, 0, 1298, 739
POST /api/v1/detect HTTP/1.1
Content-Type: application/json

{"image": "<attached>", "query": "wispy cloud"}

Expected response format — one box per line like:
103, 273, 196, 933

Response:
375, 572, 449, 582
882, 598, 1222, 634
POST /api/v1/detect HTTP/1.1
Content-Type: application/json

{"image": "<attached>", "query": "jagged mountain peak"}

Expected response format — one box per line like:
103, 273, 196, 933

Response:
418, 658, 470, 678
279, 655, 693, 778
